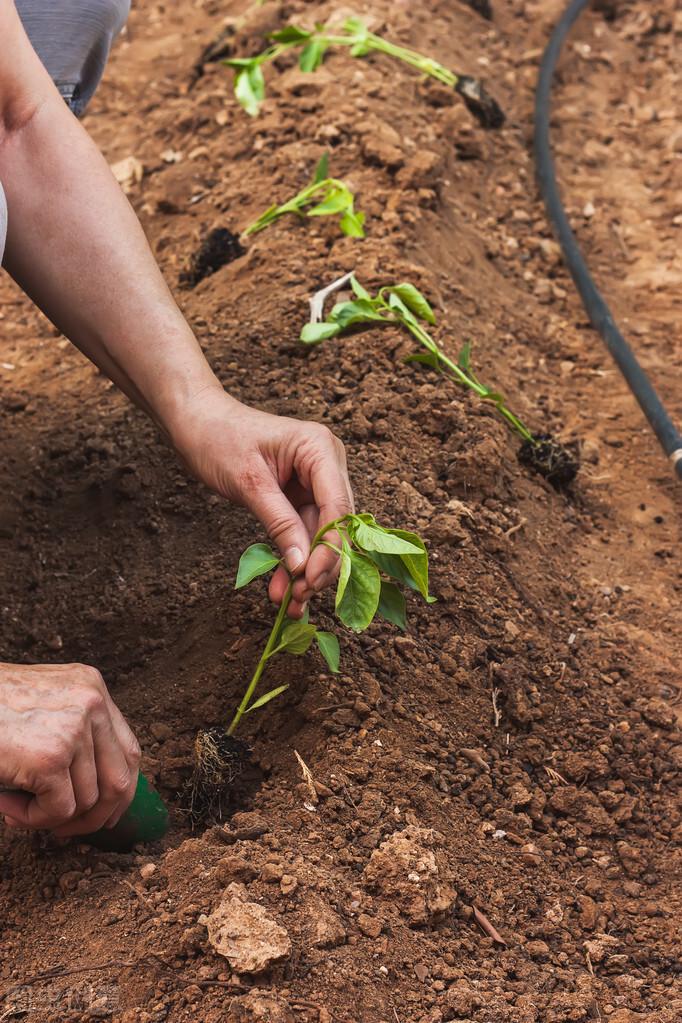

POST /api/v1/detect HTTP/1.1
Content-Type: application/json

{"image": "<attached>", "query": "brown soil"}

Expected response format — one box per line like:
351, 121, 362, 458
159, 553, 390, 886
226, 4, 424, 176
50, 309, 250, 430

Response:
1, 1, 680, 1021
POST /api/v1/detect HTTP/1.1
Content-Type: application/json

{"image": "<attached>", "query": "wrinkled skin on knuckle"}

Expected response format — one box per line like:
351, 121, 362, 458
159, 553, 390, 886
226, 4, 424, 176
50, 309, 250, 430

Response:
104, 769, 133, 801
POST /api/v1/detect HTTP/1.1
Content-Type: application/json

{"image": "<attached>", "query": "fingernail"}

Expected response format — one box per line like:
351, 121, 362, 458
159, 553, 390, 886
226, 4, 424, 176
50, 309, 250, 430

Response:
284, 546, 305, 574
312, 571, 332, 593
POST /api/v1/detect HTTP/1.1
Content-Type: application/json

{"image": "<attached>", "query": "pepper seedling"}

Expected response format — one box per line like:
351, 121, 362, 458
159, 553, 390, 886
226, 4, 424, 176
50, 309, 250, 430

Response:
228, 512, 435, 736
243, 152, 365, 238
301, 276, 534, 443
224, 19, 504, 128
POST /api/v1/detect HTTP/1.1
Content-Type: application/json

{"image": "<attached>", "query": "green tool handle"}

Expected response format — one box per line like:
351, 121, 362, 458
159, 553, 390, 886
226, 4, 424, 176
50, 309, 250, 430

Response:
84, 771, 169, 852
0, 772, 169, 852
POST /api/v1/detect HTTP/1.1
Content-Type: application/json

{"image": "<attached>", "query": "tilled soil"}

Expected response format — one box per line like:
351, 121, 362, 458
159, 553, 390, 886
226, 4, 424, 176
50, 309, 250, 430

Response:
0, 1, 680, 1021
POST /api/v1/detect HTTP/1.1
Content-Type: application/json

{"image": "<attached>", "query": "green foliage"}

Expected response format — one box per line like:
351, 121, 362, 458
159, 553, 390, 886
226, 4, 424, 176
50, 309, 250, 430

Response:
243, 154, 365, 239
224, 19, 471, 118
228, 513, 434, 735
299, 276, 535, 443
236, 543, 280, 588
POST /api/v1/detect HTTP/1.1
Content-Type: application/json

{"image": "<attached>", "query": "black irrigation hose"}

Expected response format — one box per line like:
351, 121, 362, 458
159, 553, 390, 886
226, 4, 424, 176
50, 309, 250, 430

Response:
534, 0, 682, 481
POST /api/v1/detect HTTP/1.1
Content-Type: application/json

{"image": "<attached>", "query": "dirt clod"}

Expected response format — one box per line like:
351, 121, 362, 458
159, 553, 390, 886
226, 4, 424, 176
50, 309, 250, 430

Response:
179, 227, 245, 288
518, 432, 580, 487
203, 883, 291, 973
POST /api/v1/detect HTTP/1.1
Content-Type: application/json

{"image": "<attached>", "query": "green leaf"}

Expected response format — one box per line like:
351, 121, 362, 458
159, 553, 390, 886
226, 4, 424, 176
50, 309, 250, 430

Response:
300, 321, 342, 344
236, 543, 280, 589
353, 520, 423, 555
234, 64, 265, 116
364, 549, 419, 592
350, 276, 372, 301
223, 57, 257, 69
390, 283, 436, 324
330, 299, 384, 330
335, 537, 353, 609
336, 551, 381, 632
387, 290, 419, 326
313, 151, 329, 184
269, 621, 318, 657
387, 529, 433, 601
365, 530, 435, 603
269, 25, 312, 43
343, 17, 369, 34
307, 187, 352, 216
339, 210, 366, 237
315, 631, 340, 673
377, 581, 407, 631
299, 38, 328, 72
246, 685, 289, 713
404, 350, 442, 370
458, 341, 472, 371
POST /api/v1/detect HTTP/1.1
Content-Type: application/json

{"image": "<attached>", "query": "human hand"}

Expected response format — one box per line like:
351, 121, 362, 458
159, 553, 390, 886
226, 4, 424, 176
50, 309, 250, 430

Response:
0, 662, 140, 837
169, 387, 354, 617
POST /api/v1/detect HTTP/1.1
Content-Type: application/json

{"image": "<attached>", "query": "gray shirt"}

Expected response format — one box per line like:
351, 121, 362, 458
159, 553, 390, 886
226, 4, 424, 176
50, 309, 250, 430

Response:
15, 0, 130, 114
1, 1, 129, 260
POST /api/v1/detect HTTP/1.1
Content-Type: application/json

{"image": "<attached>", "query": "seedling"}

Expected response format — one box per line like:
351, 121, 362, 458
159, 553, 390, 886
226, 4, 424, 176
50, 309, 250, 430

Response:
243, 153, 365, 238
301, 276, 534, 442
301, 277, 580, 485
224, 19, 504, 128
191, 513, 434, 817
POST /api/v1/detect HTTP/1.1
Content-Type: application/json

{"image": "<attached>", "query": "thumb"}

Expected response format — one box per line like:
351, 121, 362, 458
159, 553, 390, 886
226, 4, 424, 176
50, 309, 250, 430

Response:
244, 470, 310, 576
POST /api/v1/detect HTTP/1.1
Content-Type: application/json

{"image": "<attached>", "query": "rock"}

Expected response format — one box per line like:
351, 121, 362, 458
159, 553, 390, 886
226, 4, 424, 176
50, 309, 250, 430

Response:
139, 863, 157, 880
616, 841, 648, 878
508, 782, 533, 808
276, 66, 332, 97
58, 871, 84, 894
309, 903, 347, 949
577, 894, 599, 929
521, 843, 542, 867
357, 913, 382, 939
362, 825, 455, 927
227, 992, 295, 1023
637, 698, 675, 728
396, 150, 442, 190
214, 854, 259, 885
583, 933, 621, 963
561, 750, 609, 781
203, 884, 291, 974
525, 939, 551, 960
443, 981, 480, 1017
149, 722, 173, 742
359, 120, 404, 169
548, 786, 615, 834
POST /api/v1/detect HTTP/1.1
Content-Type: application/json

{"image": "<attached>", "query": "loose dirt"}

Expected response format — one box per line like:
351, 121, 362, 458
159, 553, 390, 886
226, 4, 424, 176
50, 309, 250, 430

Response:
1, 1, 680, 1021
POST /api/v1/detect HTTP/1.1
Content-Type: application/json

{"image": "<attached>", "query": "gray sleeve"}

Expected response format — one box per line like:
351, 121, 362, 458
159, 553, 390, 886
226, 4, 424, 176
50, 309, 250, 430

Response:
14, 0, 130, 114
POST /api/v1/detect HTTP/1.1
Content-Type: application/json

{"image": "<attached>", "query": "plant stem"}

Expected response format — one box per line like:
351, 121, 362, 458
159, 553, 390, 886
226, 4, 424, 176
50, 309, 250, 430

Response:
244, 178, 347, 236
374, 300, 535, 444
227, 580, 294, 736
319, 31, 457, 87
227, 514, 352, 736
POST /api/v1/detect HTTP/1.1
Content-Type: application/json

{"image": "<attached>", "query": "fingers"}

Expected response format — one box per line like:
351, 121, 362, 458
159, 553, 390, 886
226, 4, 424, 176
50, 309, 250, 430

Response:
52, 711, 137, 838
303, 431, 354, 593
242, 467, 311, 579
1, 769, 77, 830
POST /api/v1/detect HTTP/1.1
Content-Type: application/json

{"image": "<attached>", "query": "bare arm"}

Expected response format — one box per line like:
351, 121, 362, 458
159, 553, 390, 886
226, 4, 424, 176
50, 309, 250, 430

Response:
0, 1, 353, 603
0, 2, 215, 429
0, 2, 353, 836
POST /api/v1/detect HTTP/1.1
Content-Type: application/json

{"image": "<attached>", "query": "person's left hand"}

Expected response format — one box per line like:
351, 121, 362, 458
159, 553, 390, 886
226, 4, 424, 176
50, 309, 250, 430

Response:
168, 386, 354, 617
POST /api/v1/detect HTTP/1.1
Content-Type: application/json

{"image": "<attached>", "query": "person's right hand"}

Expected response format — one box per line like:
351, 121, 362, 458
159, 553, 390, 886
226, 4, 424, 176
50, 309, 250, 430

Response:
0, 662, 140, 837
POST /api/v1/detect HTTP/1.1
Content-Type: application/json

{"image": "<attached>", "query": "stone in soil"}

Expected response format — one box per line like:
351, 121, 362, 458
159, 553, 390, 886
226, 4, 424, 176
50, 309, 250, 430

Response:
203, 883, 291, 974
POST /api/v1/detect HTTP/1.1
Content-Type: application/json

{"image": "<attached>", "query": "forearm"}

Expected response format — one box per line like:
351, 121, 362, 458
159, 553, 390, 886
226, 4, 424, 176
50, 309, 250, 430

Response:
0, 11, 220, 436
